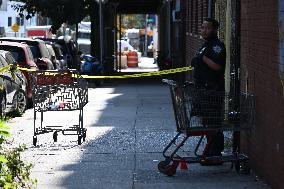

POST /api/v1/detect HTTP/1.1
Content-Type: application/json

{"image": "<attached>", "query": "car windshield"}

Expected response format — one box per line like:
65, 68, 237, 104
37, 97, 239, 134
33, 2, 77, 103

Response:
0, 46, 25, 62
29, 45, 41, 59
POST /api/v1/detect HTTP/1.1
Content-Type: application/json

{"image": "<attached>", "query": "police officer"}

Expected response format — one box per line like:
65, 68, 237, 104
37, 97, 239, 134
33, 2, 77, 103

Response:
191, 18, 226, 162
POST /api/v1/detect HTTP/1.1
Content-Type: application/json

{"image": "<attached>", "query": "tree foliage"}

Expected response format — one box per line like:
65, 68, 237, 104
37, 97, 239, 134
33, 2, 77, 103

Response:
121, 14, 145, 29
10, 0, 102, 56
0, 121, 36, 188
10, 0, 96, 33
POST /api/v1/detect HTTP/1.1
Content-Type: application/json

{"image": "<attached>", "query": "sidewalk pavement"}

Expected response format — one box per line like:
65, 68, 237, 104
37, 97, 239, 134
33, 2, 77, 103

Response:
8, 80, 270, 189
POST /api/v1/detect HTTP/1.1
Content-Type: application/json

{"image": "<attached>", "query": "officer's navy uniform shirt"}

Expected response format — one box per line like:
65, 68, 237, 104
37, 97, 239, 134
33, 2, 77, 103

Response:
192, 36, 226, 91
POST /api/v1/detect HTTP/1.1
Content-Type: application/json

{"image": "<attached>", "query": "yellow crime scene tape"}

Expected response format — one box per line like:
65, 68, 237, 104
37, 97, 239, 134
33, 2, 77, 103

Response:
0, 64, 14, 74
0, 64, 193, 79
79, 67, 193, 79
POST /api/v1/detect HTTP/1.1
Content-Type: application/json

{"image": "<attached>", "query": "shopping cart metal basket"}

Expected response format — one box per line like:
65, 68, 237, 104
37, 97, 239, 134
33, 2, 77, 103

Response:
158, 79, 255, 176
30, 70, 88, 146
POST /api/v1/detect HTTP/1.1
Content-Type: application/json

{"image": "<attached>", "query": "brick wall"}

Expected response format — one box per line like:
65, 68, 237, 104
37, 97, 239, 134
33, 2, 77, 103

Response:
240, 1, 284, 189
185, 0, 207, 66
184, 0, 283, 187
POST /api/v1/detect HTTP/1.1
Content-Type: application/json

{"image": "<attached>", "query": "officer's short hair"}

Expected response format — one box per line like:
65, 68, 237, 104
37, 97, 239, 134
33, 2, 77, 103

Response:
204, 18, 219, 30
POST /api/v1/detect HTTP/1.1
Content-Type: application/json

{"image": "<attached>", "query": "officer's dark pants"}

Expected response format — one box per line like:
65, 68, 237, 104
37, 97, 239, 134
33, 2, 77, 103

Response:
193, 84, 225, 156
204, 133, 224, 156
202, 93, 224, 156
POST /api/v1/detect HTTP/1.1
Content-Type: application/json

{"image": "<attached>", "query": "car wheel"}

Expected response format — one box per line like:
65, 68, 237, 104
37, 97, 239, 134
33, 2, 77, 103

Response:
14, 90, 27, 116
0, 94, 6, 119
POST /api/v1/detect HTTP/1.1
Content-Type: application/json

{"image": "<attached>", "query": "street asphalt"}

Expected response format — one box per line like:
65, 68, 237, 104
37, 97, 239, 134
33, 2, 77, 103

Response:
8, 79, 270, 189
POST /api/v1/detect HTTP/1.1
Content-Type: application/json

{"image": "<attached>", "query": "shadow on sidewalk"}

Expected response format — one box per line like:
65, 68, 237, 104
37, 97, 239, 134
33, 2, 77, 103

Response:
31, 78, 269, 189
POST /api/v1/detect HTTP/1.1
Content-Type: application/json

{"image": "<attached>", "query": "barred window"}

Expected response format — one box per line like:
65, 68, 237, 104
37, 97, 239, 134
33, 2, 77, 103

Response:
16, 17, 20, 26
8, 17, 12, 27
189, 0, 208, 35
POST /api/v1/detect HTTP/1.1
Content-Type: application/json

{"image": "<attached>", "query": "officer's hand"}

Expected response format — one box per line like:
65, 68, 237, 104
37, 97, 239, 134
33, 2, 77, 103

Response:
202, 55, 222, 71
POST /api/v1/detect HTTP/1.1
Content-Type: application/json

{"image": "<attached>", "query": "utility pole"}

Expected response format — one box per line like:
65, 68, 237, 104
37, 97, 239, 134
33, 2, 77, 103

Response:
99, 0, 104, 64
144, 14, 148, 57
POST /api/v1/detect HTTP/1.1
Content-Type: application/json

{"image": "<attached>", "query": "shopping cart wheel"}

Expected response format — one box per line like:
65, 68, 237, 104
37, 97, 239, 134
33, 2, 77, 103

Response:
164, 165, 177, 176
33, 136, 37, 146
83, 132, 86, 142
235, 161, 240, 173
78, 135, 82, 145
239, 161, 251, 175
53, 131, 58, 142
158, 161, 170, 173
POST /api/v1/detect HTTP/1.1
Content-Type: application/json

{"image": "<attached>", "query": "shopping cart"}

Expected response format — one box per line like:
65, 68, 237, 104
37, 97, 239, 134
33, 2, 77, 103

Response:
158, 79, 255, 176
30, 70, 88, 146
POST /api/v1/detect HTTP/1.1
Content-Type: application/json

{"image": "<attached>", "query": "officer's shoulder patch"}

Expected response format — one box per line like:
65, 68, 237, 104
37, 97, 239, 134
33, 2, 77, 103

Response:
213, 45, 222, 54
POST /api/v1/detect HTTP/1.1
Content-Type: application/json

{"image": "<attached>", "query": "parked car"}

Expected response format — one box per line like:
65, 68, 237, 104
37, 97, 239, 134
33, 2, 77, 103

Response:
0, 37, 54, 70
51, 43, 67, 69
0, 41, 38, 102
46, 44, 61, 69
41, 40, 67, 70
39, 37, 80, 70
0, 50, 27, 116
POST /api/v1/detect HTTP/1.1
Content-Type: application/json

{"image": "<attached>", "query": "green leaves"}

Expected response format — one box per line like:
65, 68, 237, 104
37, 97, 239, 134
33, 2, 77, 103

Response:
0, 155, 8, 163
11, 0, 91, 33
0, 119, 36, 188
0, 121, 10, 138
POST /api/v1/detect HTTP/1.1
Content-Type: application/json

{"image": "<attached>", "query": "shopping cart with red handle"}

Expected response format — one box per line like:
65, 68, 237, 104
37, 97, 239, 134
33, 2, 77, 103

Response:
158, 79, 255, 176
30, 70, 88, 146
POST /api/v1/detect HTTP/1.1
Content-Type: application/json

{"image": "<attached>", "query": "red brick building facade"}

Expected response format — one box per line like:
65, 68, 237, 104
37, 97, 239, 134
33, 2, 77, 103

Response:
185, 0, 208, 67
182, 0, 283, 188
240, 1, 284, 189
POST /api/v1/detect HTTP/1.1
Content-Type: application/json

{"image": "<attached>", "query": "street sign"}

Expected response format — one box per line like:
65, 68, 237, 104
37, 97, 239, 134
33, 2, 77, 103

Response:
11, 23, 20, 32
